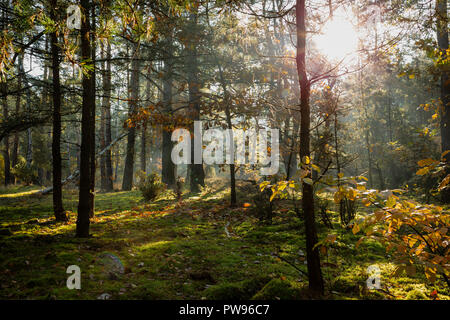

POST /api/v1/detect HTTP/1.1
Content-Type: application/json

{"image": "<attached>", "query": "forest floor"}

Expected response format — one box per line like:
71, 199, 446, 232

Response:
0, 180, 449, 300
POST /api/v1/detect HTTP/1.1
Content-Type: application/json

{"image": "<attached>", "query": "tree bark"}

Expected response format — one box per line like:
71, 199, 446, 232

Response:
1, 2, 11, 186
187, 12, 205, 193
161, 39, 176, 187
100, 42, 107, 190
50, 0, 66, 221
104, 41, 114, 191
141, 76, 150, 172
296, 0, 324, 295
76, 0, 94, 237
11, 53, 21, 184
122, 40, 140, 190
437, 0, 450, 202
1, 81, 10, 186
89, 5, 97, 217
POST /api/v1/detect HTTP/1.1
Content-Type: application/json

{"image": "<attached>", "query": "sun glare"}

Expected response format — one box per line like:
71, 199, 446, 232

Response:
313, 13, 359, 62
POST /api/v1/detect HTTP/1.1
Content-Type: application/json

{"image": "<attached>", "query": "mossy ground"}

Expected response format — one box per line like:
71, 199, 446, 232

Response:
0, 180, 448, 300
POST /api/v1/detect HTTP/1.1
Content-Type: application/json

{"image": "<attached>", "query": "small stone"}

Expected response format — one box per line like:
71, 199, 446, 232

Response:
97, 293, 111, 300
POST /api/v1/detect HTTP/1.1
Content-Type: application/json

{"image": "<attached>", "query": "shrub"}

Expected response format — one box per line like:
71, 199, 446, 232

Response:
11, 159, 38, 185
136, 171, 166, 201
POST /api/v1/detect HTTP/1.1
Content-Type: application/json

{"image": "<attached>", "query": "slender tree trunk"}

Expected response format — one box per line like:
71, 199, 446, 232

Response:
365, 128, 373, 188
43, 35, 51, 185
21, 50, 33, 169
1, 1, 10, 186
437, 0, 450, 202
1, 81, 10, 186
296, 0, 324, 295
187, 12, 205, 193
76, 0, 94, 237
161, 40, 176, 187
50, 0, 66, 221
104, 41, 113, 191
208, 14, 237, 206
11, 54, 22, 184
215, 63, 236, 206
100, 42, 107, 190
141, 123, 147, 172
122, 40, 140, 190
141, 76, 150, 172
224, 104, 237, 207
89, 5, 97, 217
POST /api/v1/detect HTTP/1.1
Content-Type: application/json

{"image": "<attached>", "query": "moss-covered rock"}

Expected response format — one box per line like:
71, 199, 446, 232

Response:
331, 275, 362, 294
251, 278, 307, 300
406, 289, 428, 300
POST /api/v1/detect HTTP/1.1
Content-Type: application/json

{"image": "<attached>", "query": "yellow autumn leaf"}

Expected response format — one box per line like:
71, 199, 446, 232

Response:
352, 224, 360, 234
416, 167, 430, 176
347, 188, 357, 201
386, 196, 396, 208
438, 174, 450, 191
417, 158, 436, 167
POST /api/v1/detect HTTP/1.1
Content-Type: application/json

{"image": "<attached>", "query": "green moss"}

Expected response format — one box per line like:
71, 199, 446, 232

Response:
204, 276, 272, 300
204, 283, 245, 300
331, 275, 361, 294
251, 279, 308, 300
0, 184, 449, 300
405, 289, 428, 300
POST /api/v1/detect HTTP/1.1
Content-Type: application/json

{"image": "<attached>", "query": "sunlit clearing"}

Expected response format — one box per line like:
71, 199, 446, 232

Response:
314, 13, 358, 62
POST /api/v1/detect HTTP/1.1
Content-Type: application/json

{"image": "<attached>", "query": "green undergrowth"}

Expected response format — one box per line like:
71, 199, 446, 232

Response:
0, 183, 448, 300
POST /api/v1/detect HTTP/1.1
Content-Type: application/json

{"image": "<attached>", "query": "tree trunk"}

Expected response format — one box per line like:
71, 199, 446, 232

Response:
296, 0, 324, 295
1, 81, 10, 186
141, 76, 150, 172
437, 0, 450, 202
1, 2, 10, 186
104, 41, 114, 191
50, 0, 66, 221
89, 5, 97, 217
100, 42, 107, 191
20, 50, 33, 169
76, 0, 94, 237
161, 40, 176, 187
122, 40, 140, 190
11, 53, 22, 184
187, 12, 205, 193
141, 123, 147, 172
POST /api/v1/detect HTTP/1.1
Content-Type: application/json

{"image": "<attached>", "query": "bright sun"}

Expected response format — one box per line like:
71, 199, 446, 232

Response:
314, 13, 359, 62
